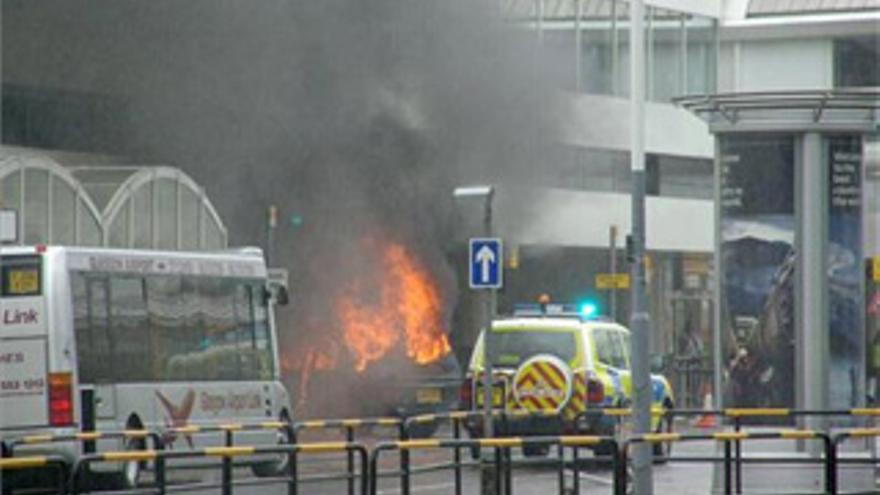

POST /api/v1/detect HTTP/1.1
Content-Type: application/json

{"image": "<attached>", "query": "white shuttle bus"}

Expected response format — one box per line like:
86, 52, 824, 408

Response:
0, 245, 292, 487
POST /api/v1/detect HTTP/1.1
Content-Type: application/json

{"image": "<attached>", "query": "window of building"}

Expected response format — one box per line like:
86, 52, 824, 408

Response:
835, 36, 880, 88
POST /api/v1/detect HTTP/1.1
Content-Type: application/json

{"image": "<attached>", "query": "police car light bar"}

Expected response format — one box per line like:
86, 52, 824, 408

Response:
512, 303, 607, 321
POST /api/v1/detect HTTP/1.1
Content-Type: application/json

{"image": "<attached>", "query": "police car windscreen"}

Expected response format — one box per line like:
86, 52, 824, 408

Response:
488, 330, 576, 368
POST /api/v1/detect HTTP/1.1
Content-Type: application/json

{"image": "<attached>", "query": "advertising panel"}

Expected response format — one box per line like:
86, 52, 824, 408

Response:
720, 135, 796, 408
827, 136, 863, 408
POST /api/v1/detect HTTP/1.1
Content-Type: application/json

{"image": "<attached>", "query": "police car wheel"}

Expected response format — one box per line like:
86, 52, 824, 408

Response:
469, 445, 481, 460
406, 421, 439, 439
652, 404, 673, 464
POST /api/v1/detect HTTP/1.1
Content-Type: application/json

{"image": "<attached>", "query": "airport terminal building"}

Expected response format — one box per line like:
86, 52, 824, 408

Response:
1, 0, 877, 411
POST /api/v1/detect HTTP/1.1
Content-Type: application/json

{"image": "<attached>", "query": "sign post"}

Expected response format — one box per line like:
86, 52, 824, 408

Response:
469, 239, 503, 290
469, 237, 502, 447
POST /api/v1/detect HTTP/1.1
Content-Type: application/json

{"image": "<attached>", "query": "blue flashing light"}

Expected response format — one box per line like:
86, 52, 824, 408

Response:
579, 302, 599, 318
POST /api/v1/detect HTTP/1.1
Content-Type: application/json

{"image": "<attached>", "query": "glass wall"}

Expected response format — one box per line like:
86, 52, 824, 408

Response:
559, 146, 711, 199
97, 168, 228, 250
0, 158, 103, 246
527, 0, 717, 101
0, 157, 226, 250
834, 35, 880, 88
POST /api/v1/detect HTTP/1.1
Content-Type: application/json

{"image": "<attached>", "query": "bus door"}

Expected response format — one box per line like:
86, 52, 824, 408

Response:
0, 255, 55, 430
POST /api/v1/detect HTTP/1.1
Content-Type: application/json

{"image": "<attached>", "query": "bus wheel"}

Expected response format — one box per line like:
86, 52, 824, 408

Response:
252, 410, 291, 478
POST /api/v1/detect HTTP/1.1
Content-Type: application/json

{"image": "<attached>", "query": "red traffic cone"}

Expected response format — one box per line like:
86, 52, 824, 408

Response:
693, 384, 717, 428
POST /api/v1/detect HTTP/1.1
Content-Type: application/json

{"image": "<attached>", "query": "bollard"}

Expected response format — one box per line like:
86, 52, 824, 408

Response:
347, 426, 356, 495
399, 422, 411, 495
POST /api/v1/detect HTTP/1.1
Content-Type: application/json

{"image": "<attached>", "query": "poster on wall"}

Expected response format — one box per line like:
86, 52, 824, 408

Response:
868, 262, 880, 401
827, 136, 863, 408
720, 135, 796, 408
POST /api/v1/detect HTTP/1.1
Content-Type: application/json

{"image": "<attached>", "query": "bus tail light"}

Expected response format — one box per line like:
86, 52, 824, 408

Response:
49, 372, 74, 427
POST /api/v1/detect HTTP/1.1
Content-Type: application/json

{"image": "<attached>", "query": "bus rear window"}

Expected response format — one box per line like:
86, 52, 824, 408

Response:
1, 256, 42, 297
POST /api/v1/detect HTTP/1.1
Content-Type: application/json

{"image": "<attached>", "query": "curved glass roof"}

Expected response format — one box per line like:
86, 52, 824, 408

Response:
0, 148, 227, 250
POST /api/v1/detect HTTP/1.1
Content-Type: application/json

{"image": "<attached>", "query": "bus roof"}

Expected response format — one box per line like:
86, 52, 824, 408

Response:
1, 245, 268, 279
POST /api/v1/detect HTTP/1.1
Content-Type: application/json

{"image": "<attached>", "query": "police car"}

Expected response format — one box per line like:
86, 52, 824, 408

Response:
460, 302, 674, 458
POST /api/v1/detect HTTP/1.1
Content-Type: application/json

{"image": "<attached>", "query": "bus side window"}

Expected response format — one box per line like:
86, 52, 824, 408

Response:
109, 277, 151, 382
250, 284, 273, 379
73, 273, 113, 384
198, 277, 239, 380
147, 275, 199, 381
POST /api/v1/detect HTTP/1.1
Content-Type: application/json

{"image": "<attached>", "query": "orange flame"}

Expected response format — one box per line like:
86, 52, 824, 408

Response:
337, 240, 451, 372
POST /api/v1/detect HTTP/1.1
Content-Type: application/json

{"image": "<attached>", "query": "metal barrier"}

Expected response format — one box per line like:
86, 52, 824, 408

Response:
404, 411, 473, 495
403, 409, 577, 495
8, 430, 165, 456
293, 417, 402, 495
70, 442, 369, 495
724, 408, 878, 494
163, 421, 294, 448
1, 455, 69, 495
369, 435, 616, 495
621, 430, 833, 495
576, 405, 880, 493
830, 427, 880, 495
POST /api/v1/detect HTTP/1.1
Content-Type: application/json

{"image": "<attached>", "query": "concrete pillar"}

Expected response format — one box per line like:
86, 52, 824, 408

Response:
796, 132, 829, 432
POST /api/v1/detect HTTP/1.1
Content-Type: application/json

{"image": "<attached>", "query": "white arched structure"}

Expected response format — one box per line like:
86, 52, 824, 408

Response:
72, 166, 227, 250
0, 150, 104, 245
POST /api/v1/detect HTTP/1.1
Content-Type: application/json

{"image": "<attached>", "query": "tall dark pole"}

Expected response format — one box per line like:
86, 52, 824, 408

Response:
482, 191, 495, 439
629, 0, 653, 493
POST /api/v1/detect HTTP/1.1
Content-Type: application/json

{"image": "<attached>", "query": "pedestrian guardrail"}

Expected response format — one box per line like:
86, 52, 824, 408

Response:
0, 455, 69, 494
369, 435, 615, 495
8, 430, 165, 456
830, 428, 880, 495
69, 442, 369, 495
5, 408, 880, 494
621, 429, 834, 495
292, 417, 402, 495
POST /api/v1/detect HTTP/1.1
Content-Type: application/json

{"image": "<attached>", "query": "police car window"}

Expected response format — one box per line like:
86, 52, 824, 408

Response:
488, 330, 576, 367
594, 329, 616, 368
615, 331, 631, 369
595, 328, 628, 369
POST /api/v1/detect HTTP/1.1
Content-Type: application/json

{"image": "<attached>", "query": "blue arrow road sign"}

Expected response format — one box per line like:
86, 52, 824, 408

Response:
469, 238, 502, 289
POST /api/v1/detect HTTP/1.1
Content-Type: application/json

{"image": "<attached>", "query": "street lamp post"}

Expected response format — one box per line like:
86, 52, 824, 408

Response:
629, 1, 654, 493
453, 185, 496, 439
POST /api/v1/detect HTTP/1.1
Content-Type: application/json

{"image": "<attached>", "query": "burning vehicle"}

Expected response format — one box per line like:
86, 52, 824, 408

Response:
282, 238, 460, 434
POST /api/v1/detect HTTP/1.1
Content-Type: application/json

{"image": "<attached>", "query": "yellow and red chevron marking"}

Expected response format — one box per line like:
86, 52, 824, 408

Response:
513, 359, 570, 412
563, 373, 588, 420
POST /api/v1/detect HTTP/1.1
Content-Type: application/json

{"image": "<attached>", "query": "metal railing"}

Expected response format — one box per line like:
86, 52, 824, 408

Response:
292, 417, 402, 495
369, 435, 612, 495
621, 430, 834, 495
69, 442, 368, 495
3, 408, 880, 494
1, 455, 69, 495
